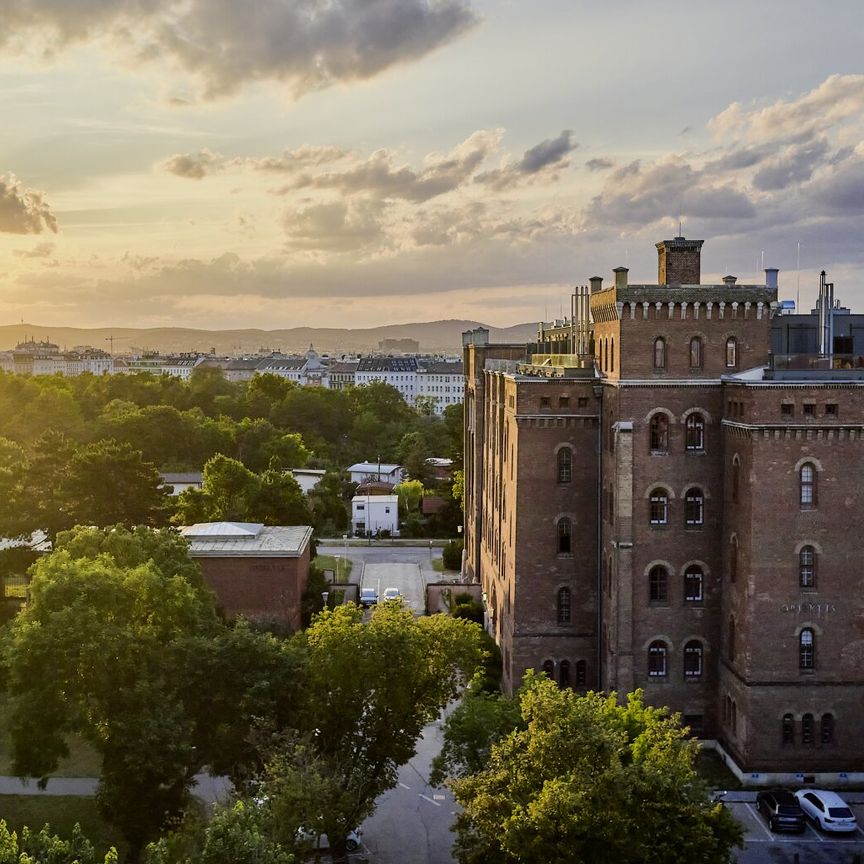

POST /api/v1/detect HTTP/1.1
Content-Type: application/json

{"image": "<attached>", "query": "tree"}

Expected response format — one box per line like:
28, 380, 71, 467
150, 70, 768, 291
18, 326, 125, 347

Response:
0, 820, 118, 864
451, 676, 743, 864
1, 527, 222, 861
296, 603, 485, 861
60, 439, 171, 529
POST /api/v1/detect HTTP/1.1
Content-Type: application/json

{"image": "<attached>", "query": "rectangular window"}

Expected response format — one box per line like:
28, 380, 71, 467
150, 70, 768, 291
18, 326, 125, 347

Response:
803, 403, 815, 417
577, 397, 588, 408
559, 396, 570, 408
781, 403, 794, 418
825, 403, 838, 417
540, 397, 551, 408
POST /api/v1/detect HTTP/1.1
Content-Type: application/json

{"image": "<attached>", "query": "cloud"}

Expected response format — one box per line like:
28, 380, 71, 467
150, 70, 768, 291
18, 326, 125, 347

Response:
475, 129, 577, 190
0, 174, 58, 234
12, 240, 55, 258
807, 156, 864, 214
247, 145, 351, 173
159, 149, 221, 180
585, 157, 614, 172
752, 139, 830, 191
283, 199, 387, 251
0, 0, 479, 101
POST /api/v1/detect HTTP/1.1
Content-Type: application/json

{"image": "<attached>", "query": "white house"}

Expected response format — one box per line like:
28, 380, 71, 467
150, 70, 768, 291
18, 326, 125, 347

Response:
415, 360, 464, 414
160, 472, 204, 496
291, 468, 326, 494
351, 494, 399, 537
347, 461, 402, 486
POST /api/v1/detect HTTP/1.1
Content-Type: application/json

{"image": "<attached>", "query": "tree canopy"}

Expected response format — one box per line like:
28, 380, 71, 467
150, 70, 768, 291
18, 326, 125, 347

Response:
451, 675, 743, 864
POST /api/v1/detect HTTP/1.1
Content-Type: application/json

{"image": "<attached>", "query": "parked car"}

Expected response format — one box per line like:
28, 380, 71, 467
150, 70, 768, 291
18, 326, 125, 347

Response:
297, 827, 362, 852
794, 789, 858, 832
359, 587, 379, 607
383, 587, 402, 602
755, 789, 806, 833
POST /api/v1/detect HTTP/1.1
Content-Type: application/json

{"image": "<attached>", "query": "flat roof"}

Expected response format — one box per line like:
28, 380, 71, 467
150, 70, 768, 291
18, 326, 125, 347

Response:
180, 522, 313, 557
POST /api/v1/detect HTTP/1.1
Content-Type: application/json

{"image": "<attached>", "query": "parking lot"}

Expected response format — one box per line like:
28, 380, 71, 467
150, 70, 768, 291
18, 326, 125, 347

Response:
727, 795, 864, 863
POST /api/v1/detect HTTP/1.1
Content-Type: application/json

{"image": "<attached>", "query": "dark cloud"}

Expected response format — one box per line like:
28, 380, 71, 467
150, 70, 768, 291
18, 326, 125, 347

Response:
0, 174, 58, 234
752, 139, 830, 191
807, 158, 864, 214
159, 150, 220, 179
585, 158, 614, 172
517, 130, 576, 174
0, 0, 479, 100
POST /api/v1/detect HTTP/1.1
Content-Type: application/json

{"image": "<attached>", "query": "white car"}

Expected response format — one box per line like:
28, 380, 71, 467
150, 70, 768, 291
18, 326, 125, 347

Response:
794, 789, 858, 832
297, 827, 362, 852
383, 587, 402, 602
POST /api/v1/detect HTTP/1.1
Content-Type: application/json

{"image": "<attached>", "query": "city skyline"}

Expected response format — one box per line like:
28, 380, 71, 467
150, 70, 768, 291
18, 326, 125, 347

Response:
1, 1, 863, 330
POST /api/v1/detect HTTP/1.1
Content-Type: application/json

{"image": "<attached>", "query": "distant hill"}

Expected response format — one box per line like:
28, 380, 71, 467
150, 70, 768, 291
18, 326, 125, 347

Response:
0, 320, 540, 356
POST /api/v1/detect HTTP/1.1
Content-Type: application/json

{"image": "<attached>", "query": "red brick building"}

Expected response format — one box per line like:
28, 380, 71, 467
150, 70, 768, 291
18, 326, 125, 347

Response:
181, 522, 312, 632
463, 239, 864, 782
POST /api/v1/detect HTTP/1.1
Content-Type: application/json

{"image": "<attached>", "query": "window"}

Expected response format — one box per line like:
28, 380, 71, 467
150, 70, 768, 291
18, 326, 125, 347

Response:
577, 397, 588, 408
802, 713, 814, 745
649, 414, 669, 453
649, 489, 669, 525
649, 566, 668, 603
559, 659, 571, 688
683, 641, 703, 678
728, 616, 735, 662
725, 337, 738, 368
540, 396, 551, 408
732, 458, 740, 502
648, 641, 667, 677
782, 713, 794, 745
781, 403, 794, 418
610, 337, 615, 372
803, 403, 815, 417
821, 713, 834, 744
689, 336, 703, 369
799, 546, 816, 589
542, 659, 555, 679
557, 517, 572, 555
800, 463, 816, 507
559, 396, 570, 408
575, 660, 587, 686
685, 488, 704, 527
557, 448, 572, 483
653, 337, 667, 370
685, 413, 705, 451
557, 587, 571, 625
825, 403, 838, 417
730, 537, 738, 582
799, 628, 815, 670
684, 566, 704, 602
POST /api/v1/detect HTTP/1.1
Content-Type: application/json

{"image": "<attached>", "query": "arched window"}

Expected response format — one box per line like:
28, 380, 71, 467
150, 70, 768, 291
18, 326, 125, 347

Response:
730, 536, 738, 582
725, 337, 738, 368
557, 518, 572, 555
802, 713, 814, 745
821, 713, 834, 745
649, 489, 669, 525
799, 628, 815, 670
731, 701, 738, 734
610, 337, 615, 373
732, 458, 740, 502
728, 616, 736, 662
557, 448, 572, 483
685, 488, 704, 527
800, 463, 816, 507
575, 660, 587, 687
689, 336, 703, 369
648, 641, 667, 677
782, 713, 794, 745
684, 566, 704, 602
653, 337, 667, 370
649, 566, 668, 603
649, 414, 669, 453
683, 641, 703, 678
557, 587, 571, 625
603, 338, 608, 371
559, 659, 571, 688
542, 659, 555, 679
685, 413, 705, 451
799, 545, 816, 589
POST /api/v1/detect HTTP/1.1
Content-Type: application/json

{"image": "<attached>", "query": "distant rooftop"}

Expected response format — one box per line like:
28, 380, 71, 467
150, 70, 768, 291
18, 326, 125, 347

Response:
180, 522, 312, 557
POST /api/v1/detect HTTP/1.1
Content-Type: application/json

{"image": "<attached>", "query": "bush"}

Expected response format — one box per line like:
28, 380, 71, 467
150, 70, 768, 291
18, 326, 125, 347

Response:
442, 540, 463, 571
453, 600, 484, 625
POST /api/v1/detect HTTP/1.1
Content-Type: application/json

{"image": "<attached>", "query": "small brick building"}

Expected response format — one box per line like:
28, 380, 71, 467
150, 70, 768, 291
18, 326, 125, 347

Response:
181, 522, 312, 632
464, 236, 864, 782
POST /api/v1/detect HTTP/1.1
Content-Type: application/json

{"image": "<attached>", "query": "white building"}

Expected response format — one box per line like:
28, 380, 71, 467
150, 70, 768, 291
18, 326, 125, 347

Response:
291, 468, 326, 494
160, 472, 204, 496
347, 461, 402, 486
355, 357, 417, 404
351, 494, 399, 537
124, 355, 205, 379
416, 360, 464, 414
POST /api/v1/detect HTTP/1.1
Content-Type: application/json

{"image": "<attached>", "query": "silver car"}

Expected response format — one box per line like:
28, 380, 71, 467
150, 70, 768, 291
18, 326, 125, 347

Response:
794, 789, 857, 832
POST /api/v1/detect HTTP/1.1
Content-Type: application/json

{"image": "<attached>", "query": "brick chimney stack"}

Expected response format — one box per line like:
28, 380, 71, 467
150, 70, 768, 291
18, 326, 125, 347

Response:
656, 237, 704, 285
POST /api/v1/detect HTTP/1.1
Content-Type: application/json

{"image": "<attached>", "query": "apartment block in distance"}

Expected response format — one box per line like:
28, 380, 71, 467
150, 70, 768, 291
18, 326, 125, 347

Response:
463, 236, 864, 783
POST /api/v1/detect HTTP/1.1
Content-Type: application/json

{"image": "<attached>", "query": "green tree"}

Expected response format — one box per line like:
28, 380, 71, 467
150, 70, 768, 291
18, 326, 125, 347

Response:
60, 440, 171, 530
297, 603, 485, 861
0, 820, 118, 864
395, 479, 425, 520
451, 676, 743, 864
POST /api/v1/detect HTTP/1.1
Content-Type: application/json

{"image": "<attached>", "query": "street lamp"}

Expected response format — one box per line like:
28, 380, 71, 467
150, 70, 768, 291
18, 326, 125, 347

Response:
321, 591, 329, 610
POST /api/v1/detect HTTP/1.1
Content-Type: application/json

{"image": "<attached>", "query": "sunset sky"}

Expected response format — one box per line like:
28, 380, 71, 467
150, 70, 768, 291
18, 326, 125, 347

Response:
1, 0, 863, 330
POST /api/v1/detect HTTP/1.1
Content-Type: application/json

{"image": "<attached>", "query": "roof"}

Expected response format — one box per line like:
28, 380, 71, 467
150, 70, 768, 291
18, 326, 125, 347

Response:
348, 461, 401, 474
419, 361, 463, 374
160, 472, 204, 484
356, 357, 418, 373
352, 494, 399, 504
329, 361, 360, 373
180, 522, 313, 557
257, 358, 305, 371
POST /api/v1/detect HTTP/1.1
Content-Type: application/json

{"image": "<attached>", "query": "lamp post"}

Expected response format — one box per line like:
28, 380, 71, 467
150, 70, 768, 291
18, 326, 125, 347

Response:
342, 533, 348, 581
321, 591, 329, 610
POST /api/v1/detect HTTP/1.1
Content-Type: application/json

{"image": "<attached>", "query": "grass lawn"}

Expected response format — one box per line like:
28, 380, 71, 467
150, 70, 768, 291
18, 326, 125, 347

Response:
0, 795, 123, 858
315, 554, 352, 580
0, 696, 102, 779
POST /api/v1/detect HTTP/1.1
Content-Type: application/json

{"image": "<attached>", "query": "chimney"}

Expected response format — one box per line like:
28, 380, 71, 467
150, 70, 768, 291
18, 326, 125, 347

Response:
589, 276, 604, 293
764, 267, 779, 289
723, 275, 737, 286
613, 267, 629, 291
656, 236, 704, 285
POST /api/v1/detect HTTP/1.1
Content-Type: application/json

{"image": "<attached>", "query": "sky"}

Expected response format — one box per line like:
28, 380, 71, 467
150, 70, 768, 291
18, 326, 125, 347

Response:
1, 0, 864, 331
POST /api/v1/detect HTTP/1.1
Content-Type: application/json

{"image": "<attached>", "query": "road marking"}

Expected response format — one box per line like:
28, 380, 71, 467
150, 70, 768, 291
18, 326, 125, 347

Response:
433, 794, 445, 801
419, 794, 441, 807
399, 782, 411, 790
745, 804, 774, 841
